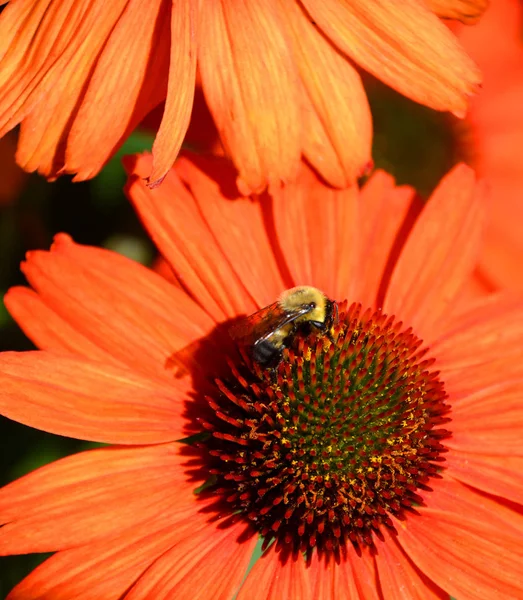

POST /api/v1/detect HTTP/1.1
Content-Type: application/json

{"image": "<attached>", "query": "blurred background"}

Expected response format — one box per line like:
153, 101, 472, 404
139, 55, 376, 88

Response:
0, 79, 457, 595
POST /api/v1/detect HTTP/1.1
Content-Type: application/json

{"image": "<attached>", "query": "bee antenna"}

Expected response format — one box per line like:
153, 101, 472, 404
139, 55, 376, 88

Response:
333, 301, 339, 325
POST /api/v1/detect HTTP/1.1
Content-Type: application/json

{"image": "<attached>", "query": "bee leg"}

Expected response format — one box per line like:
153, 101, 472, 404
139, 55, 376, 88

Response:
266, 366, 278, 385
313, 321, 335, 344
326, 329, 336, 344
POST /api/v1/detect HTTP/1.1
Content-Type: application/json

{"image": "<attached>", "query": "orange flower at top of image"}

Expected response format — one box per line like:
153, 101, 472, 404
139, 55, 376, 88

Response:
456, 0, 523, 292
0, 0, 484, 193
1, 153, 522, 599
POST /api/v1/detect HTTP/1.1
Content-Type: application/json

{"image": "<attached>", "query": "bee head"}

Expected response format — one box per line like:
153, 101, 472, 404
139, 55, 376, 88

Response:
279, 286, 330, 326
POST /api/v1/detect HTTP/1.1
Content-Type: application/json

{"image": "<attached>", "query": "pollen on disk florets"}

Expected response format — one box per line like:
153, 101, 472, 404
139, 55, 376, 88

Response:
199, 302, 451, 556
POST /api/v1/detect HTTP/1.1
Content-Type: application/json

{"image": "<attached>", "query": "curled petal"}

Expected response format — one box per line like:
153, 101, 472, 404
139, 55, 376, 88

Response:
148, 0, 197, 185
427, 0, 489, 24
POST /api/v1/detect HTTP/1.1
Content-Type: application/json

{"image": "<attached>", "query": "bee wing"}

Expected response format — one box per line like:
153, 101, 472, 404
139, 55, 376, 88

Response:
229, 302, 313, 346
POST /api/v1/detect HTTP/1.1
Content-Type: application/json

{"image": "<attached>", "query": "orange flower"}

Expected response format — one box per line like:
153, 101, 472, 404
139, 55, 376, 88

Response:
1, 154, 522, 599
457, 0, 523, 291
0, 0, 482, 193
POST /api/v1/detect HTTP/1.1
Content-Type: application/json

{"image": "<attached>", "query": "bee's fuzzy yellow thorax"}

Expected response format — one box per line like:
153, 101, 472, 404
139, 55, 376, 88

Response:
278, 286, 327, 324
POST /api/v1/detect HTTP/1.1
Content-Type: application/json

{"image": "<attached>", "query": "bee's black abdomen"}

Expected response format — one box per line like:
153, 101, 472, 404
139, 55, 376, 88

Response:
252, 339, 281, 367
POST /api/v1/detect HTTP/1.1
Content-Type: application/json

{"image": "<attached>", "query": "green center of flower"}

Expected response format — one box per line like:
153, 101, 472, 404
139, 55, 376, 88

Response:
200, 302, 451, 555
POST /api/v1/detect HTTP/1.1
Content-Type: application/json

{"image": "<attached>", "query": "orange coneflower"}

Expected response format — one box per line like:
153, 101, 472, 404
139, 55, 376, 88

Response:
0, 0, 483, 193
1, 153, 522, 599
456, 0, 523, 292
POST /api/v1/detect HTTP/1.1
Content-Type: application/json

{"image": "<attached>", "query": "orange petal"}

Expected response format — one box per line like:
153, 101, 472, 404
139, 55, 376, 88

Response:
479, 226, 523, 295
427, 0, 489, 25
13, 1, 130, 178
458, 0, 519, 64
438, 289, 523, 337
21, 233, 214, 381
0, 0, 91, 132
5, 287, 117, 362
451, 269, 494, 313
7, 500, 206, 600
423, 475, 523, 532
384, 165, 484, 344
357, 171, 417, 309
126, 521, 257, 600
299, 90, 352, 191
148, 0, 197, 185
175, 155, 286, 308
432, 293, 523, 393
302, 0, 481, 116
198, 0, 301, 194
278, 0, 372, 187
0, 443, 196, 554
272, 163, 359, 302
65, 0, 171, 180
0, 352, 191, 444
124, 154, 257, 321
237, 546, 312, 600
151, 255, 182, 287
445, 381, 523, 455
373, 536, 447, 600
447, 451, 523, 507
310, 549, 378, 600
396, 478, 523, 600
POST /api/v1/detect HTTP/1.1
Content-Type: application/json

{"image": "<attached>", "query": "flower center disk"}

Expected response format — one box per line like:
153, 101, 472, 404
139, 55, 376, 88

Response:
201, 302, 451, 555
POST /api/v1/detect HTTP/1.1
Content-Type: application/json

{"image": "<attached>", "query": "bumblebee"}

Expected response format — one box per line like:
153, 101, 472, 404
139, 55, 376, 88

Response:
229, 286, 337, 369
